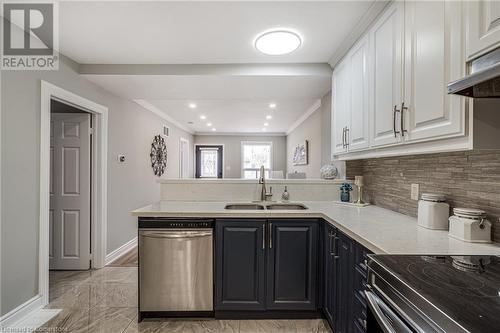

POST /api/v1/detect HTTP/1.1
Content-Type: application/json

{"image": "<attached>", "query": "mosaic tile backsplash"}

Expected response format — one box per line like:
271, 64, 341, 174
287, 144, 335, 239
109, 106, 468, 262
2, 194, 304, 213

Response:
346, 150, 500, 242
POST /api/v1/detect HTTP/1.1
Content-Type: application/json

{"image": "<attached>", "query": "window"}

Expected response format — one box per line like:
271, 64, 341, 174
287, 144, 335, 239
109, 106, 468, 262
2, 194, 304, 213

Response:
241, 142, 272, 179
200, 148, 218, 178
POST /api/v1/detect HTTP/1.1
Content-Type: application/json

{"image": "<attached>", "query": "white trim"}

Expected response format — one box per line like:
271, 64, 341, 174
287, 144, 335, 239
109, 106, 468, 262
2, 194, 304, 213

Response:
134, 99, 195, 134
286, 99, 322, 135
195, 132, 286, 137
40, 81, 108, 309
105, 237, 138, 266
0, 295, 43, 328
240, 141, 274, 179
194, 144, 225, 178
179, 137, 190, 178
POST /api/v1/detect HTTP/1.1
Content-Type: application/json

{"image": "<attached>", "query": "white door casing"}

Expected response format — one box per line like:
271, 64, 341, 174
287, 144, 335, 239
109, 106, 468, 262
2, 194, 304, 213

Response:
403, 0, 466, 143
179, 137, 189, 178
370, 1, 404, 147
50, 113, 91, 270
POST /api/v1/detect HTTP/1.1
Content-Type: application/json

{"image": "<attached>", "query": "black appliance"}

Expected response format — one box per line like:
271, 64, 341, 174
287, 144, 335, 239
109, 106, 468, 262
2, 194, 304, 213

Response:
365, 255, 500, 333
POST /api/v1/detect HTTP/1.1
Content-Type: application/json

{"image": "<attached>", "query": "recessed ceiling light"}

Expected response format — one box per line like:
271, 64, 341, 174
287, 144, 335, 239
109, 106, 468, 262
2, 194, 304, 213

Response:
212, 128, 216, 131
266, 115, 272, 120
207, 122, 212, 127
200, 115, 206, 120
255, 30, 301, 55
261, 128, 266, 131
188, 103, 197, 109
269, 103, 276, 109
264, 123, 269, 126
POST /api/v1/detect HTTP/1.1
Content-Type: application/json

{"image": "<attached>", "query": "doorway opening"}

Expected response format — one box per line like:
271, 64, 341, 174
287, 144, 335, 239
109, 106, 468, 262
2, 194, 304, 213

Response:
39, 81, 108, 307
195, 145, 224, 178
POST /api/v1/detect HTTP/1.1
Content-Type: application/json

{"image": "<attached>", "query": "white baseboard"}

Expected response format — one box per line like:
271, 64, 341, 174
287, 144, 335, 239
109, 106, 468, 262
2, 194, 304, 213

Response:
0, 295, 43, 328
105, 236, 137, 266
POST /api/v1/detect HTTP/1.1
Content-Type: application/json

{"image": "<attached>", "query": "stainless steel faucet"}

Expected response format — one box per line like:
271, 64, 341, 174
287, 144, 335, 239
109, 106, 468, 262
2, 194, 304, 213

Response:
259, 165, 273, 201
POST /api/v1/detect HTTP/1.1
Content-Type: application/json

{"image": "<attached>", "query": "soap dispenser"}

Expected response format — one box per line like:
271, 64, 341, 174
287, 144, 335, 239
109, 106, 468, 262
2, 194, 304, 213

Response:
281, 186, 290, 202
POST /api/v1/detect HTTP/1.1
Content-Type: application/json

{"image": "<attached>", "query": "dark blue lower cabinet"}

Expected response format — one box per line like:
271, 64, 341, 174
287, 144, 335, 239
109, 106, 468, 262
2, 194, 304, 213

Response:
266, 220, 318, 310
323, 223, 370, 333
215, 219, 267, 311
215, 219, 319, 312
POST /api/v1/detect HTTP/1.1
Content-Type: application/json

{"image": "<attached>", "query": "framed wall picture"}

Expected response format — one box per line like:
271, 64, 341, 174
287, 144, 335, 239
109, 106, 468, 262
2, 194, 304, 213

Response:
292, 140, 308, 165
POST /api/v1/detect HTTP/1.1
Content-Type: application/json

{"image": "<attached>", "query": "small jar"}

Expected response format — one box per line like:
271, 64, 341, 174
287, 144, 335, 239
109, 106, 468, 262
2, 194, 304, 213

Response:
417, 193, 450, 230
449, 208, 492, 243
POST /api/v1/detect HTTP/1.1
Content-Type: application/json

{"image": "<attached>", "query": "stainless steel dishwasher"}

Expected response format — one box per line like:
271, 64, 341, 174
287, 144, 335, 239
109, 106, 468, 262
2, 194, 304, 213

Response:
138, 219, 213, 317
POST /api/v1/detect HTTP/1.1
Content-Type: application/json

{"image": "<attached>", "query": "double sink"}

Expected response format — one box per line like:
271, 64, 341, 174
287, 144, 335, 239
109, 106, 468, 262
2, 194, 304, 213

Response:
225, 202, 308, 210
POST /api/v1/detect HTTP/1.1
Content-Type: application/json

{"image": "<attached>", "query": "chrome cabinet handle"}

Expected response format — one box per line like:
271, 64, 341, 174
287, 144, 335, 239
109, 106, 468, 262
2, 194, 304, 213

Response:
328, 231, 334, 256
401, 102, 408, 137
341, 127, 345, 148
269, 223, 273, 249
393, 105, 401, 138
331, 231, 340, 259
262, 224, 265, 250
345, 127, 349, 147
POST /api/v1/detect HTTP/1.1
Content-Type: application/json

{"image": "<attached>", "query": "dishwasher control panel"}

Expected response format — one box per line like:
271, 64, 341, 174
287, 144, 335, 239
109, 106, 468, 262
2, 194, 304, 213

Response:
138, 217, 214, 229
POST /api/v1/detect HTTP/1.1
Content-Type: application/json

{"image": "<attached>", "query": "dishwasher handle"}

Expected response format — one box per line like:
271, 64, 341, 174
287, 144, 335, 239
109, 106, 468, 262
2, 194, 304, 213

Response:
140, 230, 212, 239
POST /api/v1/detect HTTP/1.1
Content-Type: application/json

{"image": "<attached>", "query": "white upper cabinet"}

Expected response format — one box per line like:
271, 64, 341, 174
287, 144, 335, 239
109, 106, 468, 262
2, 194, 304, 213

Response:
370, 1, 404, 148
466, 0, 500, 60
331, 0, 469, 160
348, 35, 371, 151
331, 58, 351, 154
403, 0, 465, 142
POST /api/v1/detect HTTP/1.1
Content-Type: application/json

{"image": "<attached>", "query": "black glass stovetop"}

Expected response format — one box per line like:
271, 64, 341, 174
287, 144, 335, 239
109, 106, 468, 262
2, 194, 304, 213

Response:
369, 255, 500, 333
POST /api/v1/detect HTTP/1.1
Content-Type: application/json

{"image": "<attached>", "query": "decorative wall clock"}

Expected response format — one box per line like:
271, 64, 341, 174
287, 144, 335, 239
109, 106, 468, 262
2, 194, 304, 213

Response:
150, 135, 167, 176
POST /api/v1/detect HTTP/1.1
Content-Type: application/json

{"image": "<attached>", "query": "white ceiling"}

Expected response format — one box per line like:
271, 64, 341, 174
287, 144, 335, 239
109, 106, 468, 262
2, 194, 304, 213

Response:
83, 74, 331, 133
60, 1, 375, 133
60, 1, 375, 64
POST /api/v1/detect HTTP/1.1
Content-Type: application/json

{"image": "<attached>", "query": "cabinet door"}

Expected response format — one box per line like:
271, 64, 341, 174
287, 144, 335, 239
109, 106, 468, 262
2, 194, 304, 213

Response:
323, 224, 336, 328
370, 1, 404, 147
215, 220, 266, 311
334, 232, 354, 333
267, 220, 318, 310
349, 35, 371, 151
332, 58, 351, 155
403, 0, 465, 143
466, 0, 500, 60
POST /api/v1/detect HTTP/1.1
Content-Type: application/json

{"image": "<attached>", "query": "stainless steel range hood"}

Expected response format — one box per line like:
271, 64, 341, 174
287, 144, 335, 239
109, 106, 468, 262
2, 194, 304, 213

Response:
447, 47, 500, 98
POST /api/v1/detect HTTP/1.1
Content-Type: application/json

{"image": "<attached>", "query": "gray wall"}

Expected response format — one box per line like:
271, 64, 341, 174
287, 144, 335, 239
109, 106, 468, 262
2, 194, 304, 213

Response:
286, 91, 345, 179
193, 135, 287, 178
0, 56, 193, 316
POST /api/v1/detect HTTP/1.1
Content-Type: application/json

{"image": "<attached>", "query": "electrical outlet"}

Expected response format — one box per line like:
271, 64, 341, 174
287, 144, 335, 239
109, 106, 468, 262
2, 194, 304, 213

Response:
411, 183, 419, 200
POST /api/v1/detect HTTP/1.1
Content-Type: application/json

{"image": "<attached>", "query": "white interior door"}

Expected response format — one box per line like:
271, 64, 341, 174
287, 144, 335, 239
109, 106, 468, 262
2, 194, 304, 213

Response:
179, 138, 189, 178
50, 113, 91, 270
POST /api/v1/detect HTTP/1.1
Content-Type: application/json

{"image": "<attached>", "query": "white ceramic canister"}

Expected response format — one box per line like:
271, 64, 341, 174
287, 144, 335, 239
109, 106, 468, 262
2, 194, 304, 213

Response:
449, 208, 492, 243
417, 193, 450, 230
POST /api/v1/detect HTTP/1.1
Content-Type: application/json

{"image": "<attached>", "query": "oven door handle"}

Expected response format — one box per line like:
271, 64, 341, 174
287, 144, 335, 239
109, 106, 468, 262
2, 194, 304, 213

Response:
364, 290, 414, 333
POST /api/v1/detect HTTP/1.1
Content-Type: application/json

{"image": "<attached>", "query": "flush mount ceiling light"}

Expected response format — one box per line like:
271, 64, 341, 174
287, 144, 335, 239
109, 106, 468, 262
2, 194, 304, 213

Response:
255, 30, 301, 55
266, 115, 272, 120
200, 115, 206, 120
188, 103, 197, 109
264, 123, 269, 127
212, 128, 216, 132
206, 122, 212, 127
269, 103, 277, 109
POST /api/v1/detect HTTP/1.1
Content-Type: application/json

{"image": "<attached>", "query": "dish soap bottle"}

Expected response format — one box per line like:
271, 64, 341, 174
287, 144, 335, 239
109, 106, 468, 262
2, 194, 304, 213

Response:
281, 186, 290, 202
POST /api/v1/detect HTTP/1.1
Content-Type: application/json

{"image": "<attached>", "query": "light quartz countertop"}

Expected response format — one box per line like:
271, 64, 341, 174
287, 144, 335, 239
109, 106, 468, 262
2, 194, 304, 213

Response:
132, 201, 500, 255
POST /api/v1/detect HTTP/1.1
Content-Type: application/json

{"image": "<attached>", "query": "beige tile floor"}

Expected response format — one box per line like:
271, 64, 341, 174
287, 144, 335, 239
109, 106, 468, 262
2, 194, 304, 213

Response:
40, 267, 332, 333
